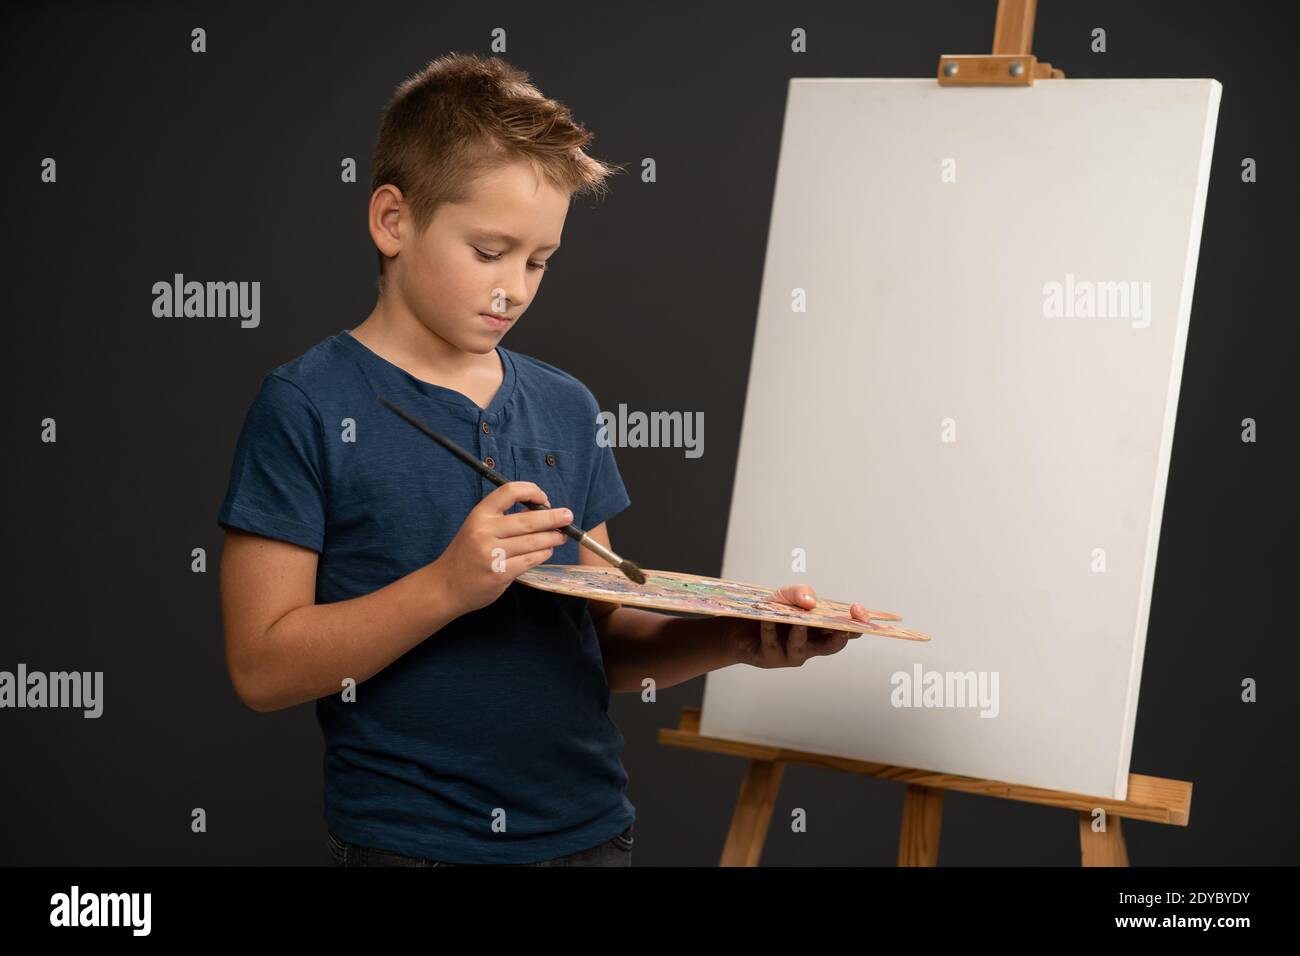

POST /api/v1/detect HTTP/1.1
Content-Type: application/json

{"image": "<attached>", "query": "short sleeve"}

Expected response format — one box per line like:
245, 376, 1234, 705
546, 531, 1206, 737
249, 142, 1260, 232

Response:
581, 387, 631, 532
217, 374, 327, 552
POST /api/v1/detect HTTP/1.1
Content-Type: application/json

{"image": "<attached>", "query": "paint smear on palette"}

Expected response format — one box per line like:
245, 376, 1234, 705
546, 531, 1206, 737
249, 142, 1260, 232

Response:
515, 565, 930, 641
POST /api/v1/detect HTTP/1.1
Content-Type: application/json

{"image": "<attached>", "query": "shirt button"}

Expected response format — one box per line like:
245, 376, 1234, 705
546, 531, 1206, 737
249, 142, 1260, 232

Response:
545, 452, 556, 467
483, 456, 495, 469
481, 422, 491, 435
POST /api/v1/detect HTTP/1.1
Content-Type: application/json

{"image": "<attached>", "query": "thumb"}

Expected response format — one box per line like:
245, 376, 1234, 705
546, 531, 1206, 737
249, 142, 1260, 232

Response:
776, 584, 817, 608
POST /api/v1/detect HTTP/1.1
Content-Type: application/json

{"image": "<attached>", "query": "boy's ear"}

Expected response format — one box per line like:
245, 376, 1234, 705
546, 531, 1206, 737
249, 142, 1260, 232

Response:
369, 184, 406, 261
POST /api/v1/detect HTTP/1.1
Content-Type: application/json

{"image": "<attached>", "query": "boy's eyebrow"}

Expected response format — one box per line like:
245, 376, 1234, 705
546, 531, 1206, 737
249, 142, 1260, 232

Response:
472, 230, 561, 252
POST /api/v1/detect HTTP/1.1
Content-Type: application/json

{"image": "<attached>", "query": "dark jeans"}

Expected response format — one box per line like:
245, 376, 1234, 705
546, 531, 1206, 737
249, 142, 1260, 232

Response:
327, 823, 634, 867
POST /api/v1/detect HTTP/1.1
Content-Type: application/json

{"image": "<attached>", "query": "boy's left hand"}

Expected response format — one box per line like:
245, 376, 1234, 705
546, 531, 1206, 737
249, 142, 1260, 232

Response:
725, 585, 872, 669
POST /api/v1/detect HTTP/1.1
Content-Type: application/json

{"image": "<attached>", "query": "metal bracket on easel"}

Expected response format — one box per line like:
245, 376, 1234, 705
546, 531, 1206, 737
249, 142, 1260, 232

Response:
937, 0, 1066, 86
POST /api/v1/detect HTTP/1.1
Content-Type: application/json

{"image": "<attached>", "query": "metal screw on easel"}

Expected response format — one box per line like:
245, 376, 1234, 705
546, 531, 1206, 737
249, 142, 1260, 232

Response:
943, 62, 958, 77
1009, 61, 1025, 77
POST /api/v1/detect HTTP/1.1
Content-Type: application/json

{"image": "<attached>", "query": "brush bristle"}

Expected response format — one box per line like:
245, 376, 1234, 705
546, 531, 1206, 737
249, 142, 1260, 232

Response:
620, 560, 646, 585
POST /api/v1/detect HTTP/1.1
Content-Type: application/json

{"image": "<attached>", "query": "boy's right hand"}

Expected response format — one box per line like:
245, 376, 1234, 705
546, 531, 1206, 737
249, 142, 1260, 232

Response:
433, 481, 573, 615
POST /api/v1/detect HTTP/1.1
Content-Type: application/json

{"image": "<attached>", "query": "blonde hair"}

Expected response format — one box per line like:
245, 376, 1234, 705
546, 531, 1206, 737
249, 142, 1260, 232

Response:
370, 52, 622, 294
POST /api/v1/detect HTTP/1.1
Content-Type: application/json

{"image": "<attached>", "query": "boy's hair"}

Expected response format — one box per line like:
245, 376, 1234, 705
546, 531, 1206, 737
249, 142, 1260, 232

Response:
370, 52, 622, 296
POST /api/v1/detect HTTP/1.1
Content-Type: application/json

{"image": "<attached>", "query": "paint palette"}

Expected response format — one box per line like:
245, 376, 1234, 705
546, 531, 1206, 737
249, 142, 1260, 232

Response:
515, 565, 930, 641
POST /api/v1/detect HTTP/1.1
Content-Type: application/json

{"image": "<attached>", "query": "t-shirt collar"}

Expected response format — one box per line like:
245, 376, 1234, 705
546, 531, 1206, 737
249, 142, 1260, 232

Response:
338, 329, 517, 425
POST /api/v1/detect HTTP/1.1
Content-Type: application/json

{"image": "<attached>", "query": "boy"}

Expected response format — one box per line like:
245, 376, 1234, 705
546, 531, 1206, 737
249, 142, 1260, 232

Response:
217, 52, 874, 867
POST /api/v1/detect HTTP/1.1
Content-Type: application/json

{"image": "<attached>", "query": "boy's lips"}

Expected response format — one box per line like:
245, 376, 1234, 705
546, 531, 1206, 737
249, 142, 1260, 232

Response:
480, 312, 512, 329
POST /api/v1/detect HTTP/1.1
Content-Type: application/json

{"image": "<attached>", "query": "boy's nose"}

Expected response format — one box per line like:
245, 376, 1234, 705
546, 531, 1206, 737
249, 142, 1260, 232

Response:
491, 284, 526, 315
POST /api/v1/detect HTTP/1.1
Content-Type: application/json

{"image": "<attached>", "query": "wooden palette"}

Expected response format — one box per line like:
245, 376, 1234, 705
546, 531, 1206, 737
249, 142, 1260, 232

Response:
516, 565, 930, 641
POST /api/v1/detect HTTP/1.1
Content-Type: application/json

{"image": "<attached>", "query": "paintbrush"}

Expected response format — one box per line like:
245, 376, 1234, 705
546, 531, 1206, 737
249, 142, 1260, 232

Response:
378, 395, 647, 585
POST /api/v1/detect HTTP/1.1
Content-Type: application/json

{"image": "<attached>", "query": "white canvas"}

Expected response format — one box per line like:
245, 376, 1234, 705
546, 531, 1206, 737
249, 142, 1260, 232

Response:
701, 78, 1221, 800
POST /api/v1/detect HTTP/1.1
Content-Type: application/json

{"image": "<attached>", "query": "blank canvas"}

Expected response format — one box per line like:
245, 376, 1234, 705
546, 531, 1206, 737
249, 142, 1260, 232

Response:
701, 78, 1221, 799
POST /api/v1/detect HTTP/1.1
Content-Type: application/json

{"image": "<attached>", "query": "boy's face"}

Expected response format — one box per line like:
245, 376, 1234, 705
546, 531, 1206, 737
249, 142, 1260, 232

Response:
381, 158, 569, 355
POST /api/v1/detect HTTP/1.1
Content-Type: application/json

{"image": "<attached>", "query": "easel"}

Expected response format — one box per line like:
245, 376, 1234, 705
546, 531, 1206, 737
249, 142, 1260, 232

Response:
661, 0, 1194, 866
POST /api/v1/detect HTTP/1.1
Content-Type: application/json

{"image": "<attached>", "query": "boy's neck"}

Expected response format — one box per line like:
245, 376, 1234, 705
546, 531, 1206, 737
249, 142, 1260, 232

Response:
352, 296, 499, 384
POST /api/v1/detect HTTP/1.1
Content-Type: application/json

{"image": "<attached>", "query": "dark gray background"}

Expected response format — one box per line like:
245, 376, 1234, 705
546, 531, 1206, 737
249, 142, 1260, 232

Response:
2, 0, 1295, 865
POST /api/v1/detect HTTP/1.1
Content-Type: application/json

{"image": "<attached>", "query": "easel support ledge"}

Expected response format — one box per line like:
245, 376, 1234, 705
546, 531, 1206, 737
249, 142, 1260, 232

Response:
659, 707, 1192, 867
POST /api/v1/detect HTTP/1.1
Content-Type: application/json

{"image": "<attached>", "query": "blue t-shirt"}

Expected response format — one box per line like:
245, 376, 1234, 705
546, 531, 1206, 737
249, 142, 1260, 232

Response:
216, 328, 635, 864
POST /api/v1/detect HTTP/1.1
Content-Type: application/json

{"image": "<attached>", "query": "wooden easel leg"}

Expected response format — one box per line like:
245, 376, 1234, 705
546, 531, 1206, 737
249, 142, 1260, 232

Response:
719, 759, 784, 866
1078, 812, 1130, 866
898, 784, 944, 866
